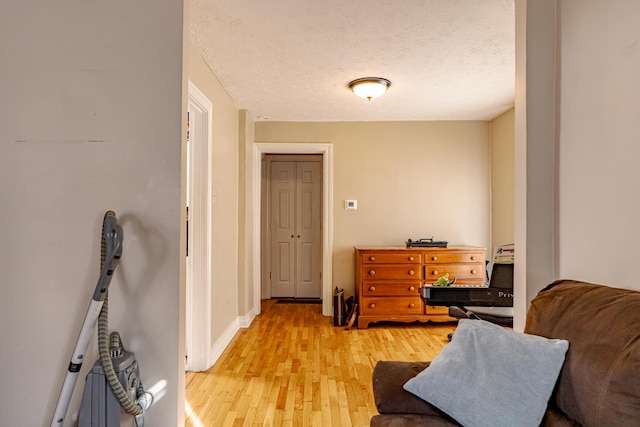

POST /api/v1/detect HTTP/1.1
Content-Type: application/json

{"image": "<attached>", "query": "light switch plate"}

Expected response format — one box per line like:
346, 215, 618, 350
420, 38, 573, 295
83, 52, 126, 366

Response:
345, 199, 357, 210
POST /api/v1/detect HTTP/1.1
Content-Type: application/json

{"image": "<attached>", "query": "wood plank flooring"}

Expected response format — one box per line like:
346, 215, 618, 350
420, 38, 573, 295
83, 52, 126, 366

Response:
185, 299, 457, 427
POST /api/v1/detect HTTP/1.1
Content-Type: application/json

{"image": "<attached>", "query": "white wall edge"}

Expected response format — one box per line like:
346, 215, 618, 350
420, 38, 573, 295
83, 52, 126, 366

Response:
186, 80, 214, 372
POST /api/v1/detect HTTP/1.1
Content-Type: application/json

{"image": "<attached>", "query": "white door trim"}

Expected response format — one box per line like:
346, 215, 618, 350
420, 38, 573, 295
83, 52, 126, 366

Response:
186, 80, 213, 371
252, 143, 334, 316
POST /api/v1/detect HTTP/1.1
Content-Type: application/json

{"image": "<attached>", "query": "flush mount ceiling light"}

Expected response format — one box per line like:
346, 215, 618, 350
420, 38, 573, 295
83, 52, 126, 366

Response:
348, 77, 391, 101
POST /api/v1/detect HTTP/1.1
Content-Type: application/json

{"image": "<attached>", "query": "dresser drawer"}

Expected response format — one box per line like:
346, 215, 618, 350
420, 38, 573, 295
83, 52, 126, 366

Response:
362, 265, 423, 280
424, 263, 485, 283
426, 305, 450, 315
361, 252, 422, 264
362, 281, 421, 296
360, 297, 424, 315
355, 246, 486, 327
424, 251, 483, 264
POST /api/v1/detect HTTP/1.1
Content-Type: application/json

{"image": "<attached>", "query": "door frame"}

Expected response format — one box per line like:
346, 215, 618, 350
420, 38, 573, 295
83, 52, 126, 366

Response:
252, 143, 334, 316
186, 81, 213, 371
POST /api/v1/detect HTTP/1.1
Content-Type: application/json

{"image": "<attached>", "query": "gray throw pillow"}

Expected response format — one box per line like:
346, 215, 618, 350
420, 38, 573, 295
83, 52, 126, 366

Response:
403, 319, 569, 427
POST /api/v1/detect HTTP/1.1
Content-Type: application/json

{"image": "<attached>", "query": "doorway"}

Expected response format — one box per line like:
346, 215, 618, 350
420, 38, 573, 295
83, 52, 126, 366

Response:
264, 155, 322, 299
252, 142, 334, 316
185, 81, 212, 372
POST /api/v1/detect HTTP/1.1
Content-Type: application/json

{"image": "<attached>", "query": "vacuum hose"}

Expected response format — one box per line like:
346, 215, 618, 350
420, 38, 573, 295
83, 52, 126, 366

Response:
97, 211, 144, 416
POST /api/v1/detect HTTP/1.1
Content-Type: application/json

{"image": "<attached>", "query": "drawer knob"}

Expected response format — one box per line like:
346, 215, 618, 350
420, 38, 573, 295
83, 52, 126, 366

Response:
409, 303, 415, 308
369, 303, 376, 309
408, 270, 415, 276
369, 256, 376, 261
369, 286, 376, 292
431, 256, 438, 261
471, 256, 476, 260
408, 286, 415, 291
431, 270, 438, 276
408, 256, 414, 261
471, 269, 477, 275
369, 270, 376, 276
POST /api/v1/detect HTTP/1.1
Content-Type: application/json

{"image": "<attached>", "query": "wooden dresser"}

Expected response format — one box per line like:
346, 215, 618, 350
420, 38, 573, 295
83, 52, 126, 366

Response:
354, 246, 486, 328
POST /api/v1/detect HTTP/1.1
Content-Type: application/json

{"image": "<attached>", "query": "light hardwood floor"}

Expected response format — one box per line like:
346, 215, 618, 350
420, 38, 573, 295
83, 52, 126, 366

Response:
185, 299, 457, 427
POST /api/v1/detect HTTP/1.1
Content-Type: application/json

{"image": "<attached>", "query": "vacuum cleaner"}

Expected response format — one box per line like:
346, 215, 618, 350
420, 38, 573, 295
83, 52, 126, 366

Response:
51, 211, 153, 427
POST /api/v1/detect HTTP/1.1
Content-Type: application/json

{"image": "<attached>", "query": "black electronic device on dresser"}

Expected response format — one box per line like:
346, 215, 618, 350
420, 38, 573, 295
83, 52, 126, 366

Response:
406, 237, 448, 248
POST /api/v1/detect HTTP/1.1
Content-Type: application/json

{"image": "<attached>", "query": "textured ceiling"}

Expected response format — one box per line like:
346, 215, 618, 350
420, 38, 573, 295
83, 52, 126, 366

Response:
189, 0, 515, 122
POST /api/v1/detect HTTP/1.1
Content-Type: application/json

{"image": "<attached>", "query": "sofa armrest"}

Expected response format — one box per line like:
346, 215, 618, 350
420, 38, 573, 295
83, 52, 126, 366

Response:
372, 361, 452, 420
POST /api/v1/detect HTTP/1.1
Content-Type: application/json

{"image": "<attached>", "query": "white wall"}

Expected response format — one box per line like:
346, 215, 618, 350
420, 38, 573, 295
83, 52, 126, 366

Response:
514, 0, 558, 331
557, 1, 640, 289
515, 0, 640, 333
0, 2, 184, 426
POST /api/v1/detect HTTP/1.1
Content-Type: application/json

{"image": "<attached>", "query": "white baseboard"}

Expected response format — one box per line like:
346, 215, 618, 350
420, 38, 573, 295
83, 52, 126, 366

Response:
208, 306, 259, 366
209, 319, 240, 367
238, 306, 258, 328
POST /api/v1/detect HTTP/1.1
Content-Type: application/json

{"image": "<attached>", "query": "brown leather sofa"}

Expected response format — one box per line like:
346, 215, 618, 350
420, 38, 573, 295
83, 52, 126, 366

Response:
370, 280, 640, 426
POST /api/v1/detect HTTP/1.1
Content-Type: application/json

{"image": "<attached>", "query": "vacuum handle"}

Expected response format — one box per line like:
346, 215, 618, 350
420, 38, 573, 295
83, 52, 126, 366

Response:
51, 299, 104, 426
91, 219, 122, 301
51, 212, 123, 427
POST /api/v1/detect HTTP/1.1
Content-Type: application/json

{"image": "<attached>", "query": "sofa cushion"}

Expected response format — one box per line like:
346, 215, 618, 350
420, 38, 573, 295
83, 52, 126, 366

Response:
540, 407, 582, 427
403, 319, 569, 427
372, 361, 451, 418
370, 413, 459, 427
525, 280, 640, 427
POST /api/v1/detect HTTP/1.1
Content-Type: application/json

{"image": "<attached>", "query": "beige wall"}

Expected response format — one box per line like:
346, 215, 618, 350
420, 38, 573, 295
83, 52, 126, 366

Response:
256, 121, 491, 295
186, 40, 241, 346
556, 1, 640, 289
238, 110, 256, 318
490, 108, 515, 249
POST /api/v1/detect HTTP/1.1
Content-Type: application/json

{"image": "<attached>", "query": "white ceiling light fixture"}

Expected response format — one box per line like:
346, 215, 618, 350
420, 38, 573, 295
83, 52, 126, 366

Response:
348, 77, 391, 101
